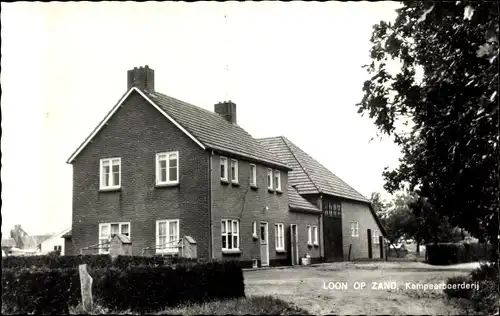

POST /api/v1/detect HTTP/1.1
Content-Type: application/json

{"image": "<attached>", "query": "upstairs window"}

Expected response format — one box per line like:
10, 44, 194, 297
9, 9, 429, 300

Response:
250, 164, 257, 186
220, 157, 228, 181
100, 158, 121, 190
267, 169, 273, 190
274, 170, 281, 191
231, 159, 239, 183
156, 152, 179, 185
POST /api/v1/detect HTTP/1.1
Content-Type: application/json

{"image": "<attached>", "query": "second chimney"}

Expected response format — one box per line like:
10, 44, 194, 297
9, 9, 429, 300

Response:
127, 65, 155, 92
214, 101, 237, 124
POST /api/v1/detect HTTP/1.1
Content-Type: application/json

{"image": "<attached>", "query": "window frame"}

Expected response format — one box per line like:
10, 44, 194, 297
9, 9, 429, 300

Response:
267, 168, 273, 190
307, 225, 312, 245
98, 222, 130, 254
275, 223, 285, 251
230, 159, 239, 183
156, 219, 180, 254
99, 157, 121, 190
220, 157, 228, 181
252, 221, 258, 239
221, 219, 240, 252
373, 230, 380, 244
249, 164, 257, 187
312, 225, 319, 246
155, 151, 179, 186
351, 221, 359, 237
274, 170, 281, 192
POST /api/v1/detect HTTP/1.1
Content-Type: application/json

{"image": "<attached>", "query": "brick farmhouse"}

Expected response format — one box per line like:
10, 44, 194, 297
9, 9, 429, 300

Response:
64, 66, 386, 266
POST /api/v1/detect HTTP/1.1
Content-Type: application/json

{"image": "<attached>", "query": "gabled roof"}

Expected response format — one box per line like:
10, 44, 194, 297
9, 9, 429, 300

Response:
257, 136, 369, 203
40, 227, 71, 244
67, 88, 290, 170
1, 238, 17, 248
288, 185, 321, 213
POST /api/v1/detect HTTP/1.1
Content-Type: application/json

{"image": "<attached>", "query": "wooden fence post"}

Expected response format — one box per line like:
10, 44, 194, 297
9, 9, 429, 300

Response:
79, 264, 93, 312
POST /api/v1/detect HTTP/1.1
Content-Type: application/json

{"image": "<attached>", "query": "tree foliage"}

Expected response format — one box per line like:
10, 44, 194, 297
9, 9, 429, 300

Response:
360, 1, 499, 247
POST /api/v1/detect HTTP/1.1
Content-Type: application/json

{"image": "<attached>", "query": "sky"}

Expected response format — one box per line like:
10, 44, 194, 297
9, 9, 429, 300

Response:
1, 2, 403, 236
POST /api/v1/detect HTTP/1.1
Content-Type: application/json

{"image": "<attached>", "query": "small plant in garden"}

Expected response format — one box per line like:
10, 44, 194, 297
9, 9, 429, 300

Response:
444, 275, 473, 300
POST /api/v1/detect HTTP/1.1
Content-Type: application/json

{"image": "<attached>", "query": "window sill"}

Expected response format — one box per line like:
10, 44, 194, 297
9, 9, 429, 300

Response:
156, 251, 179, 255
307, 243, 313, 247
231, 182, 240, 187
276, 190, 283, 195
155, 182, 179, 188
99, 187, 121, 192
222, 249, 241, 255
267, 188, 275, 193
221, 179, 230, 185
250, 185, 258, 190
276, 249, 286, 254
313, 243, 319, 247
252, 234, 258, 240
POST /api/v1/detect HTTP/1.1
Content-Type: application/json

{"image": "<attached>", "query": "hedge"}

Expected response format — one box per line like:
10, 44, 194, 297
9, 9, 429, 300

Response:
1, 254, 203, 270
1, 261, 245, 314
426, 242, 494, 265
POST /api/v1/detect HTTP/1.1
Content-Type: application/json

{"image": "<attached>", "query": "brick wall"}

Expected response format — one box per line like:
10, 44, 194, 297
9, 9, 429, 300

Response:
211, 155, 321, 264
69, 90, 210, 258
341, 200, 383, 260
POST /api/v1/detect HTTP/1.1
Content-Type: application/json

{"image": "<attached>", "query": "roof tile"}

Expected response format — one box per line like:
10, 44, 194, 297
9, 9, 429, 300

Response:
258, 136, 369, 203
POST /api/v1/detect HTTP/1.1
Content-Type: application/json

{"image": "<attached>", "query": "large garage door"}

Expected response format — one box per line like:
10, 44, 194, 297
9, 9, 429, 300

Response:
323, 200, 343, 262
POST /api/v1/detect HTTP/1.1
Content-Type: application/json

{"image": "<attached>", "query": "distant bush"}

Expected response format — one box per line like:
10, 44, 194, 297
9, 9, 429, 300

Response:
1, 254, 112, 269
426, 242, 493, 265
0, 254, 208, 270
1, 260, 245, 314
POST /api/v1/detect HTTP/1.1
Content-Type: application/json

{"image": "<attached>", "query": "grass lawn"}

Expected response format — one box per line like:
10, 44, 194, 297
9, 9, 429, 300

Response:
157, 296, 310, 315
69, 296, 310, 315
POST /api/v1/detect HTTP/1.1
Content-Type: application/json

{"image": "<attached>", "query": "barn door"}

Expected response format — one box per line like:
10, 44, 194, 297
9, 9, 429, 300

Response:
367, 229, 373, 259
323, 200, 343, 261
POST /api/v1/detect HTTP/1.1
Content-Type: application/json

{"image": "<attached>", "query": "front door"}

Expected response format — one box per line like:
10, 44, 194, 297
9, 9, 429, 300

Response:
260, 222, 269, 267
290, 224, 299, 265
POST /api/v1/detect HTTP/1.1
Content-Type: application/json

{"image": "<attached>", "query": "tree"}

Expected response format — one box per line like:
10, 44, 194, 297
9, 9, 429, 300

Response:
359, 1, 499, 260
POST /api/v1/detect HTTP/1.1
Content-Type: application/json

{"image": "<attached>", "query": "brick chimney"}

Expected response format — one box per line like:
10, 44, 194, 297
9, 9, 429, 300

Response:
127, 65, 154, 92
214, 101, 237, 124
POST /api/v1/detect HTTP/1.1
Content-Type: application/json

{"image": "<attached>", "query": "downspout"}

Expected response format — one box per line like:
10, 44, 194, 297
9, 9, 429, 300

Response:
209, 150, 214, 259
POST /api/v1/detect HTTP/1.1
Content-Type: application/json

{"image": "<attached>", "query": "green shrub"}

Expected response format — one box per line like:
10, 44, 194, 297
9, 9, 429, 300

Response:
1, 254, 112, 269
444, 275, 473, 300
469, 263, 500, 315
1, 260, 245, 314
426, 242, 494, 265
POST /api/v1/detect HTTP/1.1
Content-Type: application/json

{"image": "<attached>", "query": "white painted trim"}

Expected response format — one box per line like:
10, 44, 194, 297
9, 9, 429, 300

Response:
156, 219, 180, 254
274, 223, 285, 251
230, 159, 239, 183
260, 221, 269, 267
274, 170, 281, 191
98, 222, 130, 254
220, 157, 229, 181
155, 151, 179, 185
267, 168, 273, 189
99, 157, 121, 190
221, 219, 240, 251
249, 163, 257, 186
67, 87, 205, 164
